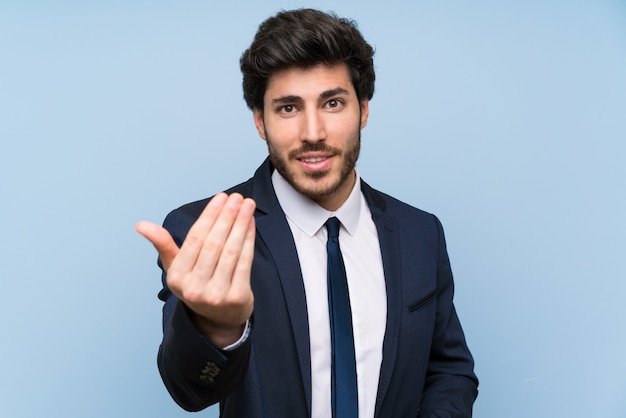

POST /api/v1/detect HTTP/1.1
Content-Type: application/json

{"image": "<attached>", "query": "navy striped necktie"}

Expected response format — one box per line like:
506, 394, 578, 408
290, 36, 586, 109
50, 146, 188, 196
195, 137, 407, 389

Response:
325, 217, 358, 418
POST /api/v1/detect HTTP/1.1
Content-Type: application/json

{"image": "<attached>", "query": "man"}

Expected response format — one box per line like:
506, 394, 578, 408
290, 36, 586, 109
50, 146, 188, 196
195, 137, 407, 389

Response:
137, 8, 478, 418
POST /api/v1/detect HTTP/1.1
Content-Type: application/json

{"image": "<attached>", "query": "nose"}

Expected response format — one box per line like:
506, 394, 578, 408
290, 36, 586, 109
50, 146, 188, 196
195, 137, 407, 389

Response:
300, 109, 326, 143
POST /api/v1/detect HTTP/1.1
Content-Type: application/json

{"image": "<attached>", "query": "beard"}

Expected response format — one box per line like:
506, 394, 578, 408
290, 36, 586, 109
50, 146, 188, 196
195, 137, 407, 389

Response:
265, 127, 361, 202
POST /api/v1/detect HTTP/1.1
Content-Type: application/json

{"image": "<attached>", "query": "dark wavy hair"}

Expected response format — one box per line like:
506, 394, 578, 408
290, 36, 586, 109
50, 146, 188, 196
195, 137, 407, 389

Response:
240, 9, 375, 111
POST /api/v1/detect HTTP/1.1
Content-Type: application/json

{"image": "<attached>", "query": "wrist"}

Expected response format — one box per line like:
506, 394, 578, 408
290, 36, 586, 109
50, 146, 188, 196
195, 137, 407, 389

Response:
191, 314, 247, 349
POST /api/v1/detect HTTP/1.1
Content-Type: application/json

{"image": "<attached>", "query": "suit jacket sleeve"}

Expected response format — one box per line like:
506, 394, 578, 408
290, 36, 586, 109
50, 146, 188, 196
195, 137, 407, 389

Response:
155, 205, 252, 412
418, 215, 478, 417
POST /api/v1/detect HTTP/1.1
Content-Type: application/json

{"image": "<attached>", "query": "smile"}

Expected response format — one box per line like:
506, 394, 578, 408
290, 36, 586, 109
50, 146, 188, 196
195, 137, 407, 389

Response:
300, 156, 328, 163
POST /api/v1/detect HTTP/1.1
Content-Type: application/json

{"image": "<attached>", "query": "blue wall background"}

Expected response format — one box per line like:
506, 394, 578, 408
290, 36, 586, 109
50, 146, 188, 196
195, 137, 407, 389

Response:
1, 1, 625, 417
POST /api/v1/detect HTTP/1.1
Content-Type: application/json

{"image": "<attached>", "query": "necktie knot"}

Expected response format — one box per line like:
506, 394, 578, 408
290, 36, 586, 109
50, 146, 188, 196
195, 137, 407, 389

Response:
326, 217, 340, 240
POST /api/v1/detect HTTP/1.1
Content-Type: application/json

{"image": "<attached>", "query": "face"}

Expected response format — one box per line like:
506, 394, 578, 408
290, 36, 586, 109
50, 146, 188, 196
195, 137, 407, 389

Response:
253, 63, 369, 211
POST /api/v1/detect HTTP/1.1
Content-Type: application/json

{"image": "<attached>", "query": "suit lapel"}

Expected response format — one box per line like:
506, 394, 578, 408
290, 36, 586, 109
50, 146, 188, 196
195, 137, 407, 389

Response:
248, 163, 401, 416
251, 159, 313, 414
362, 183, 403, 417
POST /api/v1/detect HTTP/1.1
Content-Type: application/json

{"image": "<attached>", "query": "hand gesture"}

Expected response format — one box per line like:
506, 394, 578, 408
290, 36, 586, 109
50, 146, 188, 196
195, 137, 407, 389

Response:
136, 193, 256, 347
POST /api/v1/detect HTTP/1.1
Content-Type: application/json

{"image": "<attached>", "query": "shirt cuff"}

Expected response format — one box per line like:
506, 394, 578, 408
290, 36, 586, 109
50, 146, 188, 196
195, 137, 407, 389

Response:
222, 319, 251, 351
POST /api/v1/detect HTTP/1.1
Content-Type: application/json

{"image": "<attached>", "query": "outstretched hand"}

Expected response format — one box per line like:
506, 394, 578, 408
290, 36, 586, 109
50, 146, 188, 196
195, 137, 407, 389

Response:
136, 192, 256, 348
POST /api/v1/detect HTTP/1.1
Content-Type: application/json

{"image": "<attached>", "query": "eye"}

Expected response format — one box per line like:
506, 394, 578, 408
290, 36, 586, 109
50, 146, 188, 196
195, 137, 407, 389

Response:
280, 104, 295, 113
325, 99, 343, 110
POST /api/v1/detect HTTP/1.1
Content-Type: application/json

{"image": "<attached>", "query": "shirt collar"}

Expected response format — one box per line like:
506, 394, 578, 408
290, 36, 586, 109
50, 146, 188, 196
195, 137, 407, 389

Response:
272, 169, 362, 237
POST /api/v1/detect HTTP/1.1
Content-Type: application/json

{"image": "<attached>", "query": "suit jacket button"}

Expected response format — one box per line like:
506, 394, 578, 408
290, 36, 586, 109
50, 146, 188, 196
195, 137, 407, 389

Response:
200, 361, 220, 383
200, 375, 215, 384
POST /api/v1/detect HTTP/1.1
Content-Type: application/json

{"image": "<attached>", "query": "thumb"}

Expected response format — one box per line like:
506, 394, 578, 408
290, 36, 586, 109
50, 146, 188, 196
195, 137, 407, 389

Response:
135, 221, 179, 270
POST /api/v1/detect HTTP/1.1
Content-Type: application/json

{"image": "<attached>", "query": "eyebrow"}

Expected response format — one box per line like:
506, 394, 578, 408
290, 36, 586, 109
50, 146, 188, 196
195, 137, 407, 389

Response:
319, 87, 349, 100
271, 95, 302, 105
271, 87, 351, 105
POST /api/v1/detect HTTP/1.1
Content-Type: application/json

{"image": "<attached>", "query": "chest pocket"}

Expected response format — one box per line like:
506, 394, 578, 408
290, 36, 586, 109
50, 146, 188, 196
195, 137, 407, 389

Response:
407, 288, 438, 313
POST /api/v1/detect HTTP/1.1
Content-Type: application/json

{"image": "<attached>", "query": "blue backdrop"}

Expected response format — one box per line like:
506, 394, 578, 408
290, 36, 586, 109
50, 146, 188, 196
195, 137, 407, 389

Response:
1, 1, 625, 417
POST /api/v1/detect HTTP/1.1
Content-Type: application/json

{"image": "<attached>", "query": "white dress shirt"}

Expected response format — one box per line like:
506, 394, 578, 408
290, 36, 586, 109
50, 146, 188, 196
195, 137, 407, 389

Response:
272, 169, 387, 418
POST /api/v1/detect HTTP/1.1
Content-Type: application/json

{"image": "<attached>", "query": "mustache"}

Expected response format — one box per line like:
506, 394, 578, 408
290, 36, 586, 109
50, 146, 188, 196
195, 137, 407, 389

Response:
288, 142, 342, 159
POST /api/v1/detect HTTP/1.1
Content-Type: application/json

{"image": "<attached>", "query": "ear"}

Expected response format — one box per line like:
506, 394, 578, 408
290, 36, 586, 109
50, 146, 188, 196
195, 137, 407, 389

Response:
253, 108, 267, 140
359, 100, 369, 129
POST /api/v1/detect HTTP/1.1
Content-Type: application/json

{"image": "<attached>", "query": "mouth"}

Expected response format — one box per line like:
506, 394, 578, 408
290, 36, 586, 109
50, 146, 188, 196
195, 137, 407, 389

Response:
300, 156, 328, 163
296, 152, 334, 172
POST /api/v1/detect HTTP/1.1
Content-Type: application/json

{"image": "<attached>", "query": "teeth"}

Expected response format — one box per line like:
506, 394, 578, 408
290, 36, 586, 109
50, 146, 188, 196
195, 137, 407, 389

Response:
302, 157, 326, 163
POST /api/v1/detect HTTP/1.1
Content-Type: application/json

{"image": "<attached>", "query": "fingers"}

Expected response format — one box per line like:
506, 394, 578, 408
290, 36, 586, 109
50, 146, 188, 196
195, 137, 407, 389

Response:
173, 192, 229, 273
135, 221, 179, 270
230, 211, 256, 291
166, 192, 256, 300
193, 194, 249, 279
208, 197, 256, 294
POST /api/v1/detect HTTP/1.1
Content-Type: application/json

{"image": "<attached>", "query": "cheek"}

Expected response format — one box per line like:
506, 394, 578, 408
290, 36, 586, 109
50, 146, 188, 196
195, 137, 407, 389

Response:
265, 120, 299, 145
329, 118, 360, 141
329, 109, 362, 132
264, 129, 291, 155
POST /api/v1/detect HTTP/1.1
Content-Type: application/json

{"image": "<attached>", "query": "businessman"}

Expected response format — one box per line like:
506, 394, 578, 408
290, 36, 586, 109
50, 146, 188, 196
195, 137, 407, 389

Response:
137, 8, 478, 418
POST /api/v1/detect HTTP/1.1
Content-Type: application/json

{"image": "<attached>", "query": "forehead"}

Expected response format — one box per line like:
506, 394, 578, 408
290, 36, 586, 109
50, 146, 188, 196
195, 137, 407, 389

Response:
264, 63, 355, 100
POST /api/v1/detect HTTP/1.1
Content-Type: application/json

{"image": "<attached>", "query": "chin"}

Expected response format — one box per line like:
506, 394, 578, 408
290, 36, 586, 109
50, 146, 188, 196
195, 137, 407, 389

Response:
300, 172, 350, 200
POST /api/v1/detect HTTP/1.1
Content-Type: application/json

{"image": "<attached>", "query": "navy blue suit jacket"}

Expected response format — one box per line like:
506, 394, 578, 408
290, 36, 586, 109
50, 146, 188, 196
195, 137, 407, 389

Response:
157, 158, 478, 417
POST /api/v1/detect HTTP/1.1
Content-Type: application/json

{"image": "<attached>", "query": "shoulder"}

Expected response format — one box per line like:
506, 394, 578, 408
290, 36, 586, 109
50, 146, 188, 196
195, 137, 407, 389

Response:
361, 180, 441, 226
362, 181, 449, 260
361, 180, 448, 249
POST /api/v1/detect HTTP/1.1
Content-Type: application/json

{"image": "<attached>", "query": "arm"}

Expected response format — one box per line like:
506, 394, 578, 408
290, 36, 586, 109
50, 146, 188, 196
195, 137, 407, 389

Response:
418, 216, 478, 417
136, 193, 256, 411
157, 293, 252, 410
